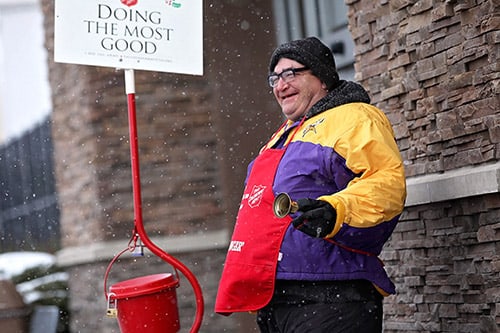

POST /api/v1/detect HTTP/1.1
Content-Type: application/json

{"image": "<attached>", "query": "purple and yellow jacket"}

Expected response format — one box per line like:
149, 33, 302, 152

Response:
247, 81, 406, 295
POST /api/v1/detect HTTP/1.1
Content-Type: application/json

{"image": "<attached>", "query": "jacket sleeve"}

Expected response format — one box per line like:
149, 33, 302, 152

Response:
318, 103, 406, 238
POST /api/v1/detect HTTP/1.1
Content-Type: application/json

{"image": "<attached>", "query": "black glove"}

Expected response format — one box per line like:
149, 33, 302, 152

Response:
291, 199, 336, 238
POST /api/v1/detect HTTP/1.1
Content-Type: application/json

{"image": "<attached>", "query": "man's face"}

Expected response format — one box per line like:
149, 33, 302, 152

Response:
272, 58, 328, 121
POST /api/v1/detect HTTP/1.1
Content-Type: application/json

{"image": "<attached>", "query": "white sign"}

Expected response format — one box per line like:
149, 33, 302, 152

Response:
54, 0, 203, 75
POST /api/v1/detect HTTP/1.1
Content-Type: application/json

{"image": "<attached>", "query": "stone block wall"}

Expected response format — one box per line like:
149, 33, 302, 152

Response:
347, 0, 499, 178
382, 194, 499, 332
347, 0, 500, 332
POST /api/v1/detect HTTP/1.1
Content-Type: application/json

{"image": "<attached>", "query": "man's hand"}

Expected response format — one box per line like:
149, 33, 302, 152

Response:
291, 199, 336, 238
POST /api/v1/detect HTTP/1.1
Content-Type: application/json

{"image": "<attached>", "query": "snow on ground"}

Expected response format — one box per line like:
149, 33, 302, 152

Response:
0, 251, 55, 279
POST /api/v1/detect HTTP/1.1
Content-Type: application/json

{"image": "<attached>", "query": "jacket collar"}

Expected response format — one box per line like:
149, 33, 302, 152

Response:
306, 80, 371, 119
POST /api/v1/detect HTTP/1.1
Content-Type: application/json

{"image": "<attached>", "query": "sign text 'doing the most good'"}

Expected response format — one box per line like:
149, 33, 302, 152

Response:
55, 0, 203, 75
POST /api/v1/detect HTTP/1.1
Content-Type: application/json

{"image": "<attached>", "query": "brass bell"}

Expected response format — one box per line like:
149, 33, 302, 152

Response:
273, 193, 299, 218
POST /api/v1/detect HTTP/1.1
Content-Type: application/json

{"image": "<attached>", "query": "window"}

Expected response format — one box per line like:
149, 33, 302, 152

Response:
272, 0, 355, 80
0, 0, 51, 143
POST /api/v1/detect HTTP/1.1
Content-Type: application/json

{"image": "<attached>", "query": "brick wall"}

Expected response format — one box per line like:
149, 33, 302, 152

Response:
347, 0, 499, 332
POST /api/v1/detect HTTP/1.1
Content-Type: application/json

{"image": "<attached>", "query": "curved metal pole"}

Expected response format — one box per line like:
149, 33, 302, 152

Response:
124, 69, 204, 333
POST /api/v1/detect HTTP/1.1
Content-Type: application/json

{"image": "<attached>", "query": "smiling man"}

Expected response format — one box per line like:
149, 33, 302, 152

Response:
216, 37, 407, 333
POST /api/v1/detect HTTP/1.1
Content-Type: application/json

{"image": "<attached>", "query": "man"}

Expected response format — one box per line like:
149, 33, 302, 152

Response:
215, 37, 406, 333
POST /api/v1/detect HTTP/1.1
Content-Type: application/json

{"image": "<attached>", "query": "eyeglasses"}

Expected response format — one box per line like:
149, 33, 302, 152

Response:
267, 67, 309, 88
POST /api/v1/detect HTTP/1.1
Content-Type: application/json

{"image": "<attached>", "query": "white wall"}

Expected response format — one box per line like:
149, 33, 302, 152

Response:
0, 0, 51, 143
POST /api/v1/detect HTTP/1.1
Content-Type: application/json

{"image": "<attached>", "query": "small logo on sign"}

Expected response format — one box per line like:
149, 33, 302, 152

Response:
120, 0, 182, 8
120, 0, 138, 6
248, 185, 266, 208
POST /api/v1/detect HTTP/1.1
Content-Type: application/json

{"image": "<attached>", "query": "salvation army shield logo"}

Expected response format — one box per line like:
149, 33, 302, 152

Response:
248, 185, 266, 208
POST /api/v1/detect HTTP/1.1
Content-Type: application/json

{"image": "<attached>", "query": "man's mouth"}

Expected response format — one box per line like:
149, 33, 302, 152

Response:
281, 92, 297, 103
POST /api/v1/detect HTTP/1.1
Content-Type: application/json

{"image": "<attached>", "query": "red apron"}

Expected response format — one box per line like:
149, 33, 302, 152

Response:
215, 121, 300, 315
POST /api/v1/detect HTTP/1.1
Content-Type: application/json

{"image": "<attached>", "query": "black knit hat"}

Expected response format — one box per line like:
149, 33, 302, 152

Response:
269, 37, 339, 90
